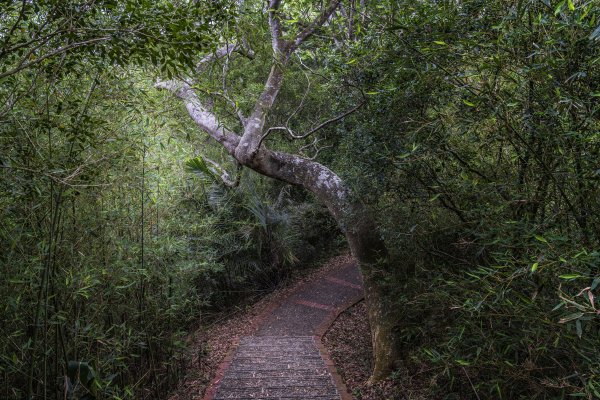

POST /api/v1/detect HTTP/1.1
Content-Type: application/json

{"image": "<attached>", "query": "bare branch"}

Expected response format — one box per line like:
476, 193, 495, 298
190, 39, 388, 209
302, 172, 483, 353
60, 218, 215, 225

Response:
220, 46, 247, 127
236, 38, 256, 59
301, 97, 364, 136
194, 39, 254, 126
295, 52, 329, 80
258, 96, 365, 148
204, 157, 242, 188
194, 87, 241, 121
196, 41, 255, 72
299, 136, 318, 153
286, 70, 311, 126
299, 136, 333, 160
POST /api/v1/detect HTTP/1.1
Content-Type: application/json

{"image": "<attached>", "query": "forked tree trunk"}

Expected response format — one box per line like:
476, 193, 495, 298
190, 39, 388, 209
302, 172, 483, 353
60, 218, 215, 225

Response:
157, 0, 399, 381
159, 60, 401, 386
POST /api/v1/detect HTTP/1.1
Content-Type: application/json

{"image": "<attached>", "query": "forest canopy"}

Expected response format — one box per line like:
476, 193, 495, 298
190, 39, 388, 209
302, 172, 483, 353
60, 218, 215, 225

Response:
1, 0, 599, 399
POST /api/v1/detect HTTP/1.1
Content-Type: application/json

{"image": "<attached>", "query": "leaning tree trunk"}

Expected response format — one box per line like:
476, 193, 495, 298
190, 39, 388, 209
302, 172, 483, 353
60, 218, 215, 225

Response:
248, 149, 401, 381
158, 67, 400, 384
157, 0, 399, 381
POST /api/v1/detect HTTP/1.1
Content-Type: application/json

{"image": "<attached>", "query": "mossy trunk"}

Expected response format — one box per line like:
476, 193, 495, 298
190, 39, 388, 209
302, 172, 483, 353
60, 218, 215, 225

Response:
362, 266, 399, 381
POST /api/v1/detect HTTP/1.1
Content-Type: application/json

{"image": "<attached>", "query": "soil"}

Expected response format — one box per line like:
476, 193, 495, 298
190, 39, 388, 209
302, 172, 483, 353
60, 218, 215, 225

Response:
323, 301, 431, 400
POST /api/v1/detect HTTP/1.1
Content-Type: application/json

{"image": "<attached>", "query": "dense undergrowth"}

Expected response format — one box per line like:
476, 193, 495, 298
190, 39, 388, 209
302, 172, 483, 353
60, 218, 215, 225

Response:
0, 69, 338, 399
332, 1, 599, 398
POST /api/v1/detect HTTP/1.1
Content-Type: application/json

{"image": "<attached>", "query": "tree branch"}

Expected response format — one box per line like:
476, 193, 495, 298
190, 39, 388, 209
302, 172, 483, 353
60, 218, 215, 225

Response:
232, 0, 342, 163
290, 0, 342, 52
154, 80, 240, 154
0, 36, 110, 80
237, 61, 286, 160
268, 0, 285, 55
285, 70, 311, 126
258, 97, 365, 148
196, 40, 255, 72
221, 49, 247, 126
204, 157, 242, 188
162, 0, 343, 168
299, 136, 333, 160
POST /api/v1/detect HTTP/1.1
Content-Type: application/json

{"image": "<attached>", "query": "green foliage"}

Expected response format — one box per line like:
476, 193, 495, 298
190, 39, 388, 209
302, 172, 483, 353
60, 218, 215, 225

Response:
325, 0, 599, 397
0, 57, 333, 399
67, 361, 97, 399
1, 68, 189, 398
2, 0, 598, 398
0, 0, 233, 79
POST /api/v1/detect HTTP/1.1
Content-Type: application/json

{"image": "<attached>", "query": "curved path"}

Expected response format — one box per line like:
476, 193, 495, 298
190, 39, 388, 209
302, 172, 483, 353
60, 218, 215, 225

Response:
203, 260, 364, 400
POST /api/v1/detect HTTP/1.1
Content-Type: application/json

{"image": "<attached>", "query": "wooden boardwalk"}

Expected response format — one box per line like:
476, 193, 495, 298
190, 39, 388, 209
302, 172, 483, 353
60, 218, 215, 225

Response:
204, 261, 363, 400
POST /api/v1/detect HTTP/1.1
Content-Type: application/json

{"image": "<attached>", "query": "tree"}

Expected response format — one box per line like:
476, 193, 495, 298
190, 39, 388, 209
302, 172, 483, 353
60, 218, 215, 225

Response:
157, 0, 399, 380
0, 2, 233, 398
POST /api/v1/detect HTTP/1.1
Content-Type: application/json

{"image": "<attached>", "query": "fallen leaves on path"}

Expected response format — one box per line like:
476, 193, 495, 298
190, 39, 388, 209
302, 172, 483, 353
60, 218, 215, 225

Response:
323, 301, 429, 400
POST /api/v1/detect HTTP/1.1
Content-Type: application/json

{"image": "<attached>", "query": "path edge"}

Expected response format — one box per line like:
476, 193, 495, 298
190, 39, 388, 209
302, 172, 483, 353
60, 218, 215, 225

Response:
315, 292, 364, 400
246, 257, 357, 335
201, 337, 239, 400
